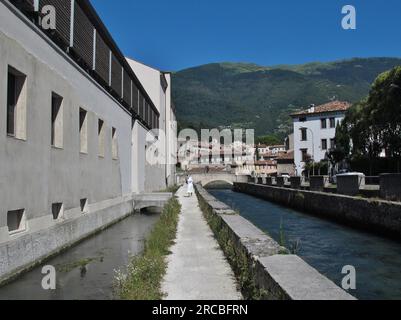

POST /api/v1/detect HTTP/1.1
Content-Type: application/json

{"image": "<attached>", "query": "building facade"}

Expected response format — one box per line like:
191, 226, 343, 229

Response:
291, 101, 350, 176
0, 0, 176, 280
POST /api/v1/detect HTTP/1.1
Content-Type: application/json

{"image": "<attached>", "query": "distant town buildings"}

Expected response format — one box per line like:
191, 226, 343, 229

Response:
291, 101, 351, 176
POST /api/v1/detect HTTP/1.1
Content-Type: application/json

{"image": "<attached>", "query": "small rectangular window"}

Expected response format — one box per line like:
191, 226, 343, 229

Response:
80, 198, 88, 213
301, 128, 307, 141
330, 138, 336, 150
98, 119, 105, 157
79, 108, 88, 153
301, 149, 308, 162
330, 117, 336, 128
321, 118, 327, 129
322, 139, 328, 150
7, 66, 27, 139
51, 93, 63, 148
52, 203, 63, 220
7, 209, 26, 234
112, 127, 118, 159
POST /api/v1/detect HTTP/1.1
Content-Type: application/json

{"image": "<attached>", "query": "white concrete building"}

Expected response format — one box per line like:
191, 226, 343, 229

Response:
0, 0, 176, 282
291, 101, 351, 176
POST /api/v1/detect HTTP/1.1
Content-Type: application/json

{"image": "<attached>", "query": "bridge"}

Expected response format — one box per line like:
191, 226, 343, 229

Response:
178, 172, 249, 187
132, 193, 173, 210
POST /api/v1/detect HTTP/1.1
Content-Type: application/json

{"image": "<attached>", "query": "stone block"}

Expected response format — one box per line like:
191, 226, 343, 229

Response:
290, 177, 301, 189
310, 176, 327, 192
337, 174, 364, 196
258, 255, 356, 300
276, 177, 285, 187
380, 174, 401, 202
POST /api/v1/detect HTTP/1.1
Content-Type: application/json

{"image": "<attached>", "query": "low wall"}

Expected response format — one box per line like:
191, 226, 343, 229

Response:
196, 185, 355, 300
234, 183, 401, 240
0, 193, 171, 285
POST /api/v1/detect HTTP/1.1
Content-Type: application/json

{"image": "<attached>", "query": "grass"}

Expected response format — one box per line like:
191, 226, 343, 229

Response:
159, 185, 181, 194
114, 197, 181, 300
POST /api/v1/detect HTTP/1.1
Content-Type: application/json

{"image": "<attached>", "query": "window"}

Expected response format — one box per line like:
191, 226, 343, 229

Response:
330, 117, 336, 128
330, 138, 336, 150
7, 66, 27, 140
321, 118, 327, 129
79, 108, 88, 153
321, 139, 328, 150
301, 149, 308, 162
80, 198, 88, 213
98, 119, 105, 157
301, 128, 307, 141
51, 93, 63, 148
299, 117, 307, 122
112, 127, 118, 159
7, 209, 26, 234
52, 203, 63, 220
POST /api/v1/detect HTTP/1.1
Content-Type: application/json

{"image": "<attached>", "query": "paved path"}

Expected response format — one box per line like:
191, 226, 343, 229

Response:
162, 186, 242, 300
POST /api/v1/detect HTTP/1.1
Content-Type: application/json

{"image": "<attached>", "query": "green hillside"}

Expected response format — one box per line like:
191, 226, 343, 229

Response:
172, 57, 401, 136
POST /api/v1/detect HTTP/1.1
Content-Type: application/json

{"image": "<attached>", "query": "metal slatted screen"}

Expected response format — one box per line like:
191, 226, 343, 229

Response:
111, 55, 122, 97
94, 33, 109, 85
145, 102, 149, 124
10, 0, 35, 12
138, 92, 144, 119
73, 2, 93, 68
132, 82, 139, 115
123, 70, 131, 106
40, 0, 71, 47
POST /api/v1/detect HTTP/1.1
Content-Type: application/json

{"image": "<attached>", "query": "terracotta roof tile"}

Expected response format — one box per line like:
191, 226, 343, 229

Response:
291, 101, 351, 117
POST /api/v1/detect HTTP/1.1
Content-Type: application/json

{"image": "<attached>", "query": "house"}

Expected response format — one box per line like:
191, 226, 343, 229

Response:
276, 151, 295, 176
291, 101, 351, 176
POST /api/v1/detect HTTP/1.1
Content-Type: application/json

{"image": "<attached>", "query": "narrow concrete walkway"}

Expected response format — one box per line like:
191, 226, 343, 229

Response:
162, 186, 242, 300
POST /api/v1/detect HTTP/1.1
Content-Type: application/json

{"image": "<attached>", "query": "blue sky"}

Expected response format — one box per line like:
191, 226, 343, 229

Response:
91, 0, 401, 71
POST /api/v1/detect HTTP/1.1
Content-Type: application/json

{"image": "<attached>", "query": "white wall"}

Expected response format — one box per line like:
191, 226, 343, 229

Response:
127, 58, 177, 190
293, 113, 345, 175
126, 58, 161, 112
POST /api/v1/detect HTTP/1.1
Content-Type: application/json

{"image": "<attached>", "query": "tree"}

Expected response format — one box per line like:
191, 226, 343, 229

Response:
255, 134, 282, 146
333, 66, 401, 173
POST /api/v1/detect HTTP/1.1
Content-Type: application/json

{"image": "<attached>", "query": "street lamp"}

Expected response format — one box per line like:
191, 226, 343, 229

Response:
300, 127, 315, 176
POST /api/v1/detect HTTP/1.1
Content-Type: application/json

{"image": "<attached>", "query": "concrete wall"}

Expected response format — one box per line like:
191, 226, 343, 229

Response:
0, 2, 133, 241
0, 195, 134, 284
196, 185, 355, 300
234, 183, 401, 240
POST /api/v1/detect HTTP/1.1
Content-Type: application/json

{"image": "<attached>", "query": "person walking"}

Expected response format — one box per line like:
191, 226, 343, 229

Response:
187, 175, 194, 196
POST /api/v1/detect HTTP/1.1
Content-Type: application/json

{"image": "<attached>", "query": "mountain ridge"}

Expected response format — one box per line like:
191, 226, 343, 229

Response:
172, 57, 401, 136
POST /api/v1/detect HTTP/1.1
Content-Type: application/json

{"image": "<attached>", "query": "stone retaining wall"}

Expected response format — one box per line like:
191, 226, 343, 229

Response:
234, 183, 401, 240
196, 185, 355, 300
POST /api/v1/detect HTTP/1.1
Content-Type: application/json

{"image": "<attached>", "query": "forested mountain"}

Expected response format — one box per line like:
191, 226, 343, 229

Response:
172, 57, 401, 136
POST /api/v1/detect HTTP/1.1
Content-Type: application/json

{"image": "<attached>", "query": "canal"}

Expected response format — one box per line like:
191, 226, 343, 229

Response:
209, 188, 401, 300
0, 212, 159, 300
